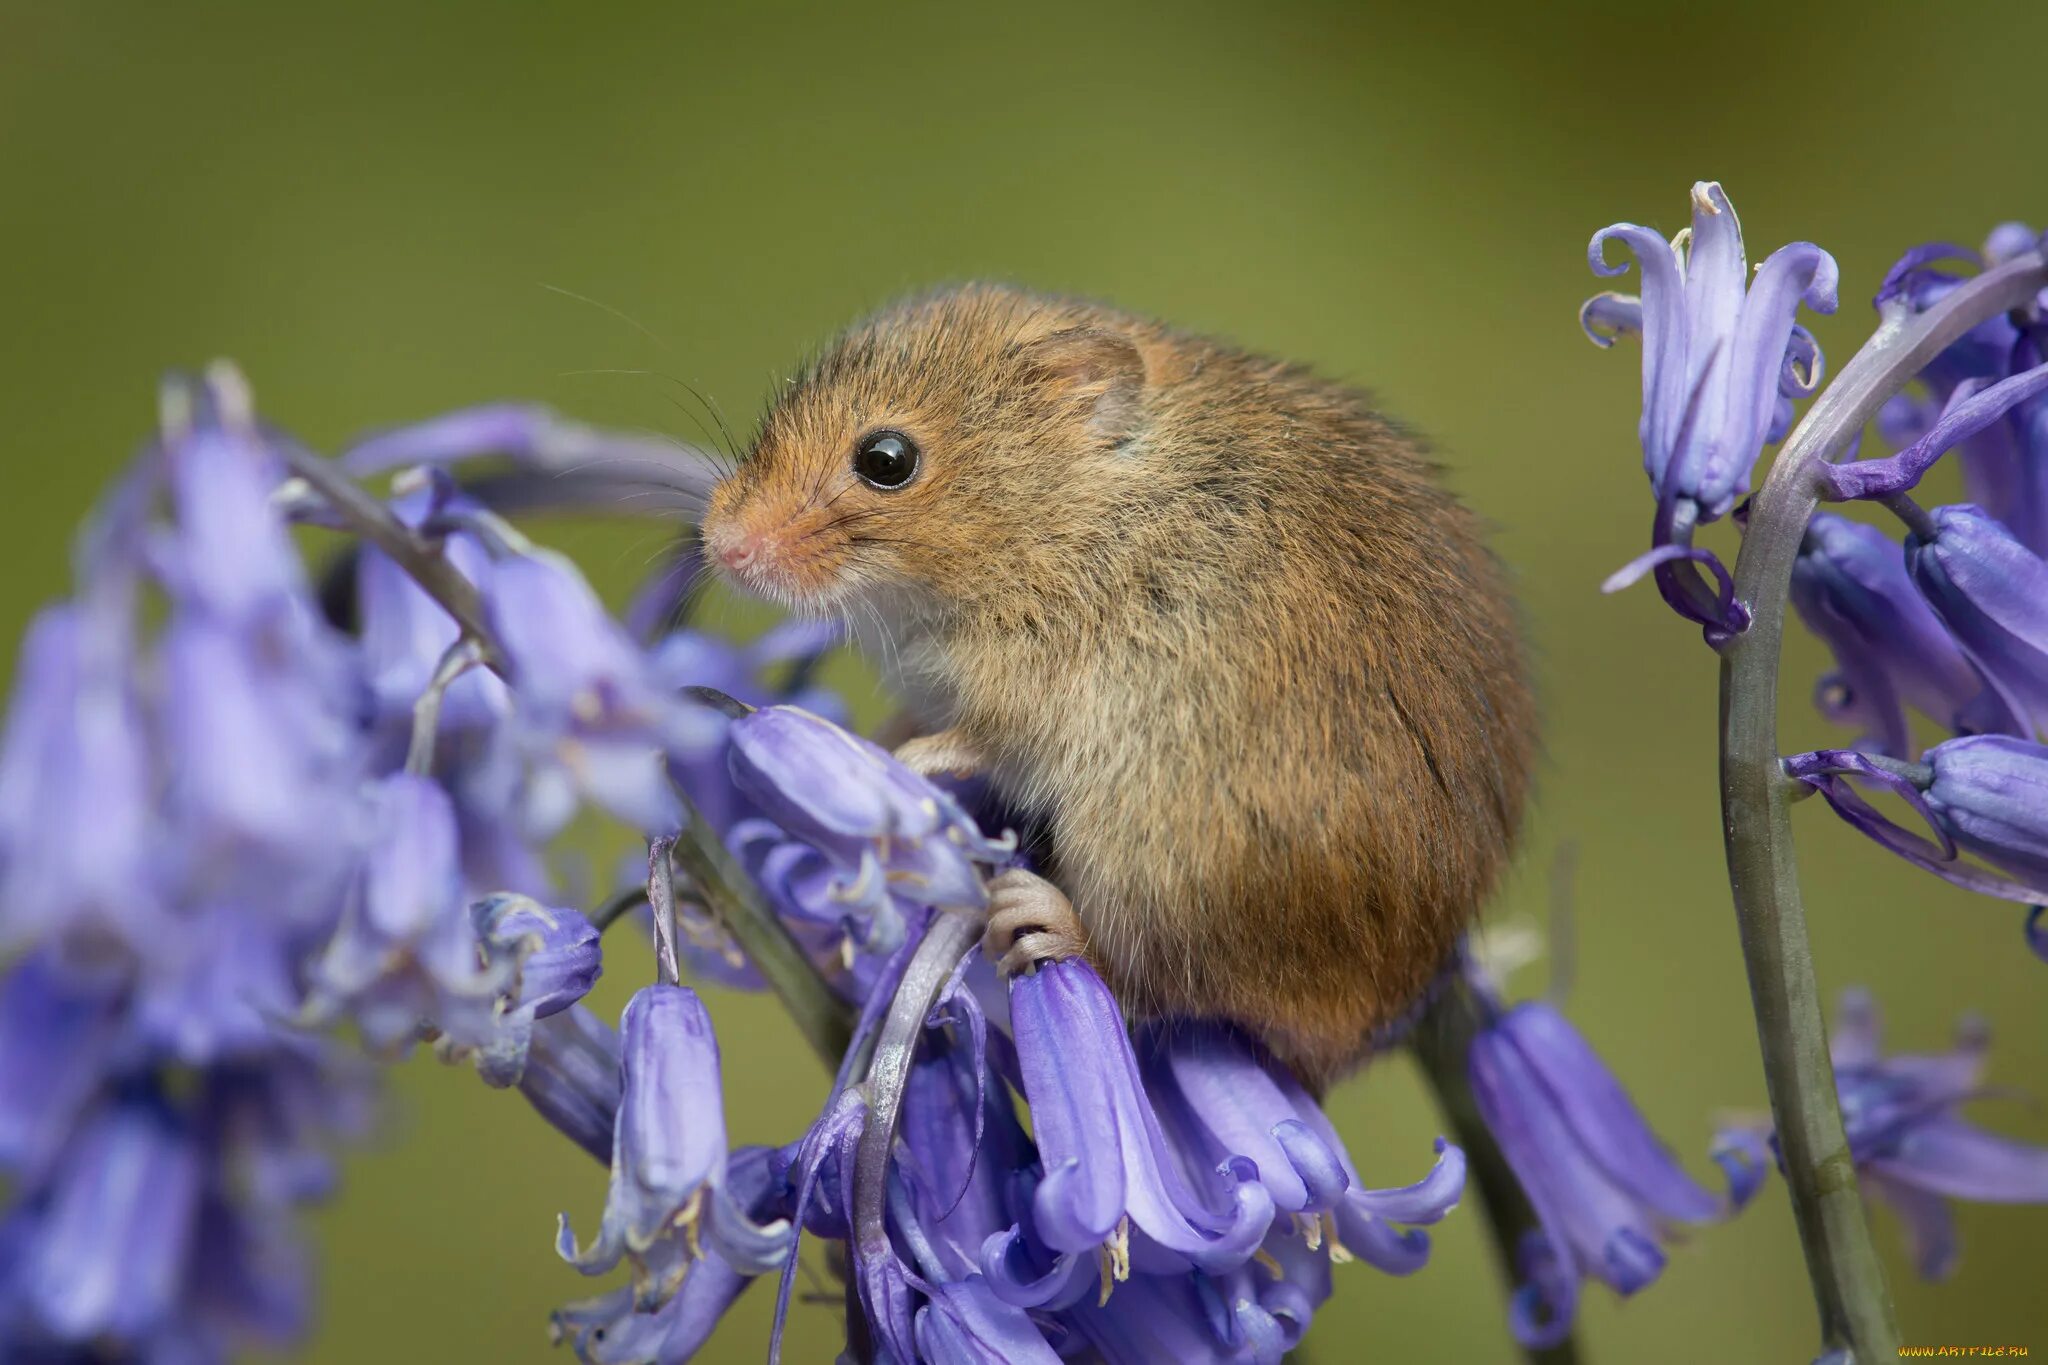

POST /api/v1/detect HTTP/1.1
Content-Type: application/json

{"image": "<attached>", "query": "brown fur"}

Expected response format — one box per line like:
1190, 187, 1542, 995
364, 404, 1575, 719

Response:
703, 284, 1536, 1088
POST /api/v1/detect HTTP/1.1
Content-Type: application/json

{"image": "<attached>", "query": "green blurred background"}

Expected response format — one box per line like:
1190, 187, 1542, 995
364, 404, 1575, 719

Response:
3, 1, 2044, 1360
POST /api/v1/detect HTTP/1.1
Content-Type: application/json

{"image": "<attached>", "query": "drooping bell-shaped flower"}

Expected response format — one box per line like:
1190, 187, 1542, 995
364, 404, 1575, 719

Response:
1822, 225, 2048, 517
443, 894, 602, 1088
1904, 504, 2048, 736
0, 952, 122, 1179
1466, 989, 1741, 1348
483, 549, 697, 835
551, 1145, 789, 1364
303, 774, 507, 1054
1790, 512, 2017, 754
517, 1005, 624, 1165
1004, 957, 1274, 1277
723, 705, 1014, 954
1584, 180, 1838, 637
1784, 737, 2048, 919
557, 985, 791, 1304
1138, 1020, 1464, 1275
1834, 990, 2048, 1280
5, 1099, 203, 1344
0, 606, 156, 948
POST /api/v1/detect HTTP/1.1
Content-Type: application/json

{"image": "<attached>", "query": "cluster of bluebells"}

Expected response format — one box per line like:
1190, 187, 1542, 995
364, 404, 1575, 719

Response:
1585, 185, 2048, 1278
0, 362, 1610, 1364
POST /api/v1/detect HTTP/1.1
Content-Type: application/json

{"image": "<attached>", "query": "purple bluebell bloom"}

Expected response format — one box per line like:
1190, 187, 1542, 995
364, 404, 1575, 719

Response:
483, 550, 696, 836
304, 773, 508, 1054
8, 1098, 202, 1344
1722, 991, 2048, 1281
1585, 181, 1838, 638
1904, 505, 2048, 737
1790, 512, 2017, 754
518, 1004, 625, 1165
1139, 1021, 1465, 1274
0, 606, 155, 948
450, 894, 603, 1087
557, 985, 791, 1302
724, 705, 1014, 953
1006, 958, 1275, 1276
551, 1145, 789, 1364
1785, 738, 2048, 915
1838, 229, 2048, 542
1466, 984, 1740, 1348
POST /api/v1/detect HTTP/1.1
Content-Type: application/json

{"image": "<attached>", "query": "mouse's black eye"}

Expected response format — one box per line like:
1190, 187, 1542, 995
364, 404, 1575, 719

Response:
852, 430, 919, 490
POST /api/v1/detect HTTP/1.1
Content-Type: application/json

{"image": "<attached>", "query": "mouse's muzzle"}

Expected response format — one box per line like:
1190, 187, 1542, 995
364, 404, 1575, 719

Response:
700, 492, 849, 607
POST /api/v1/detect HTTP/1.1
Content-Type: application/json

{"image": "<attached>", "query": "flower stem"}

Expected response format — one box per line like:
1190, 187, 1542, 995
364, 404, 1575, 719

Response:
274, 437, 507, 670
848, 909, 983, 1362
1719, 245, 2047, 1360
667, 789, 856, 1069
1410, 982, 1581, 1365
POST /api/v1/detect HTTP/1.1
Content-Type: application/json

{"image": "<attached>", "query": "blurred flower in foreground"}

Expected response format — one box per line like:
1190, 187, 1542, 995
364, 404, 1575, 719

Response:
0, 372, 374, 1361
1720, 990, 2048, 1280
1463, 958, 1747, 1348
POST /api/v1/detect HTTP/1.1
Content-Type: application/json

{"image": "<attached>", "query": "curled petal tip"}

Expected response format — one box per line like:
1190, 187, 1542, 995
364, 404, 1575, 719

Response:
1579, 292, 1642, 348
1587, 223, 1675, 280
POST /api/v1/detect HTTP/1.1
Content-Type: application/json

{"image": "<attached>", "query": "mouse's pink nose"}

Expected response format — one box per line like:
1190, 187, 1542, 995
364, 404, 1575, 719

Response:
715, 530, 763, 572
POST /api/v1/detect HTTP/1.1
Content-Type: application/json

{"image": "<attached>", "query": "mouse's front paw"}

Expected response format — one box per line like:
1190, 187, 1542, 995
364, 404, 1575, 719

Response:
892, 728, 982, 780
983, 868, 1086, 977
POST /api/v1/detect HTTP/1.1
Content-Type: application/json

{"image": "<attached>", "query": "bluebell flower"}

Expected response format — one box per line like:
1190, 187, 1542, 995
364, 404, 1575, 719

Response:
1722, 990, 2048, 1281
1785, 737, 2048, 913
1006, 957, 1275, 1276
304, 773, 509, 1054
449, 894, 603, 1087
1584, 180, 1839, 638
483, 549, 696, 836
1790, 512, 2018, 754
1824, 228, 2048, 519
1903, 504, 2048, 736
1139, 1020, 1465, 1274
0, 604, 156, 948
1465, 979, 1743, 1348
551, 1146, 789, 1365
723, 704, 1014, 954
516, 1004, 625, 1165
557, 985, 791, 1305
0, 368, 383, 1364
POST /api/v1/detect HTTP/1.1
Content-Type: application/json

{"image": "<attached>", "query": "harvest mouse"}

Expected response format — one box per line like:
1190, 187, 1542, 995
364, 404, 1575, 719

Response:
701, 284, 1535, 1087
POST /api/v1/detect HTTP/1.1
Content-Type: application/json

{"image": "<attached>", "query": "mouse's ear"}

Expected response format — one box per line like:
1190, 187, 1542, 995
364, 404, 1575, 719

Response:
1023, 326, 1146, 442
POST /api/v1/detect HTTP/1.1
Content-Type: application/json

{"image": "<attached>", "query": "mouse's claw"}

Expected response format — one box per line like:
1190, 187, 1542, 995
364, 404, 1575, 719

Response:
983, 868, 1087, 977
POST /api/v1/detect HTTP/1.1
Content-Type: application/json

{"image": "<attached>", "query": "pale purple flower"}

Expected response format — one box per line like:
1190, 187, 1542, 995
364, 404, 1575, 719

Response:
1467, 988, 1739, 1348
1904, 504, 2048, 736
1791, 512, 2018, 754
6, 1099, 202, 1344
304, 773, 507, 1054
1006, 958, 1275, 1275
1785, 738, 2048, 917
1584, 180, 1838, 637
1857, 228, 2048, 545
556, 985, 791, 1301
517, 1005, 624, 1165
451, 894, 602, 1087
723, 705, 1013, 953
1723, 991, 2048, 1281
0, 606, 155, 947
1139, 1021, 1464, 1274
483, 550, 693, 836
